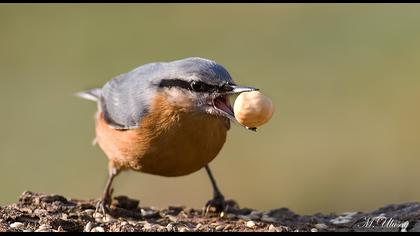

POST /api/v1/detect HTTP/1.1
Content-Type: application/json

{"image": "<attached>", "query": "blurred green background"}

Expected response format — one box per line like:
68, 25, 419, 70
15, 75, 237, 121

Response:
1, 4, 420, 215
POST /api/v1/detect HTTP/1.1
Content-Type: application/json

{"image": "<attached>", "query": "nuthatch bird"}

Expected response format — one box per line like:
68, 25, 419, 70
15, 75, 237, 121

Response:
76, 57, 258, 214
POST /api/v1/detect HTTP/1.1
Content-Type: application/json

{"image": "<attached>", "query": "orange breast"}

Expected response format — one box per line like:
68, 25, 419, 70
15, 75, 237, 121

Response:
95, 94, 228, 177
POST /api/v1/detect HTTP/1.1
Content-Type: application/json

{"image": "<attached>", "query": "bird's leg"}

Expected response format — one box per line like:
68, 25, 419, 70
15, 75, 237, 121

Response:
205, 164, 225, 202
95, 165, 118, 216
204, 165, 238, 215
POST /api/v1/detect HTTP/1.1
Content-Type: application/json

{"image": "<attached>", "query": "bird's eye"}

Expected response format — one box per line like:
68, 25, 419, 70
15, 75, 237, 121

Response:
220, 82, 233, 92
190, 81, 207, 92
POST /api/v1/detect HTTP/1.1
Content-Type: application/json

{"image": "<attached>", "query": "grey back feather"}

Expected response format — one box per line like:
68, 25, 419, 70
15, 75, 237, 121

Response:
77, 57, 234, 130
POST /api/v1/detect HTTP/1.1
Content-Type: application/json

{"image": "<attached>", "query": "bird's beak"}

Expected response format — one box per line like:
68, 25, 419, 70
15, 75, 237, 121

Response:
212, 84, 259, 131
225, 84, 259, 94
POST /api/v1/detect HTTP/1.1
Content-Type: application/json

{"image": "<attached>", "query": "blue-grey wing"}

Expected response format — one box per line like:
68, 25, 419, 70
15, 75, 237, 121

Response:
99, 63, 162, 129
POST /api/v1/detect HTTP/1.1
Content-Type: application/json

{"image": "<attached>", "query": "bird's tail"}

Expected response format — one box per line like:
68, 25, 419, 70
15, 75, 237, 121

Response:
74, 88, 102, 102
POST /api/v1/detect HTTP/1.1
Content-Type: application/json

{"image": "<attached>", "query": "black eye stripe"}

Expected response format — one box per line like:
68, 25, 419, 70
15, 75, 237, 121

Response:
158, 79, 191, 90
191, 81, 219, 92
158, 79, 220, 93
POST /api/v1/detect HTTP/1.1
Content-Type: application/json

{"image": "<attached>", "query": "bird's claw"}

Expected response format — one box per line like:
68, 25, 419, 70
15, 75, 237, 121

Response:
95, 199, 110, 216
203, 196, 239, 216
95, 188, 113, 216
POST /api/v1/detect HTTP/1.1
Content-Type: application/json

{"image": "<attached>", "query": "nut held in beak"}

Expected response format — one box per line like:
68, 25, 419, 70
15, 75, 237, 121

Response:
233, 91, 274, 128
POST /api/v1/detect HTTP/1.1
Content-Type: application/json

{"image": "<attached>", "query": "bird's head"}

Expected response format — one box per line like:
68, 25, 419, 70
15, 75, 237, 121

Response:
154, 57, 258, 126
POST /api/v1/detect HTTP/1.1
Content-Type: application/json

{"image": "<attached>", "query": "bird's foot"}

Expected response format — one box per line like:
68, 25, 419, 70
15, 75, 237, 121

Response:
95, 189, 113, 217
95, 199, 111, 217
203, 195, 239, 216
